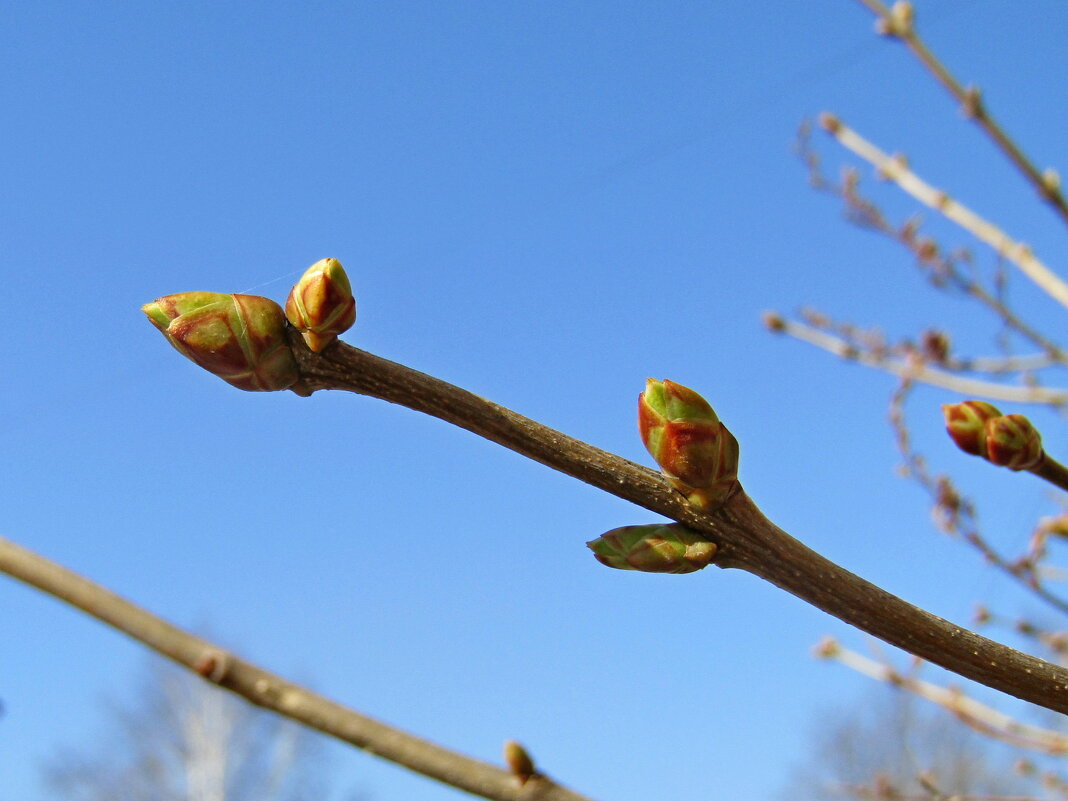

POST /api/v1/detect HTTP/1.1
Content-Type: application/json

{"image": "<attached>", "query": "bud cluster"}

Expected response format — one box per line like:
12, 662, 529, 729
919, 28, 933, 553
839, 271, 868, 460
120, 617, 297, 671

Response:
942, 401, 1044, 471
143, 258, 357, 392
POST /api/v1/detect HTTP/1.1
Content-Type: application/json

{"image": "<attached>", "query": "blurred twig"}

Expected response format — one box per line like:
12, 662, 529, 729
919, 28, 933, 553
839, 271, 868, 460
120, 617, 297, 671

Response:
0, 538, 596, 801
764, 314, 1068, 404
817, 638, 1068, 756
855, 0, 1068, 228
796, 120, 1067, 363
820, 113, 1068, 311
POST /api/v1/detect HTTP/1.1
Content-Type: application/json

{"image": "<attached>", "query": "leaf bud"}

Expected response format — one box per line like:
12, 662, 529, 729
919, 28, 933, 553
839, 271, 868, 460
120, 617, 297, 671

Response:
639, 379, 739, 508
984, 414, 1043, 471
942, 400, 1002, 456
285, 257, 357, 352
587, 524, 717, 574
143, 292, 299, 391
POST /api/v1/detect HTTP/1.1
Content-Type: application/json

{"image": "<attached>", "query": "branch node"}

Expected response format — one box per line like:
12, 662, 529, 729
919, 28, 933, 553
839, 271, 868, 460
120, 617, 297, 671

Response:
962, 85, 984, 119
193, 649, 232, 683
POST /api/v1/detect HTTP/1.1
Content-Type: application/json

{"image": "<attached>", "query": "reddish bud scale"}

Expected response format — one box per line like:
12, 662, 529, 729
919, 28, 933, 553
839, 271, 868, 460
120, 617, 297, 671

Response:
639, 378, 739, 508
984, 414, 1043, 471
285, 258, 357, 352
143, 292, 299, 392
942, 400, 1003, 456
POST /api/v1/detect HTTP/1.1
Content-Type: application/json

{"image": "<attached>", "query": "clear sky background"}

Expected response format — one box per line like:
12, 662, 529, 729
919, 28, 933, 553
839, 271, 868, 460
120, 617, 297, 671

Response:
4, 2, 1068, 799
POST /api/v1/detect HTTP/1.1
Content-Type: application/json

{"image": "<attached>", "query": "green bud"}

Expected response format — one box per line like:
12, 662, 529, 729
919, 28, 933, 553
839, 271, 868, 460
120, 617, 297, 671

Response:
984, 414, 1043, 471
285, 258, 356, 352
638, 379, 739, 508
942, 400, 1003, 456
142, 292, 299, 392
587, 524, 717, 574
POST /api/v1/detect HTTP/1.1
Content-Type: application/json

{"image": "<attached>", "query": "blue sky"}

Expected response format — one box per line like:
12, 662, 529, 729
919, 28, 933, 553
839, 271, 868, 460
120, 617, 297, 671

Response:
4, 2, 1068, 799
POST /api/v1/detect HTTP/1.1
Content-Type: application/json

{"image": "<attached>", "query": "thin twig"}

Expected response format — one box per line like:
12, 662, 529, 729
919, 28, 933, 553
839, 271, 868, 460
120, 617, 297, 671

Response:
821, 114, 1068, 310
854, 0, 1068, 228
285, 332, 1068, 714
796, 120, 1068, 363
819, 639, 1068, 756
0, 538, 597, 801
766, 315, 1068, 404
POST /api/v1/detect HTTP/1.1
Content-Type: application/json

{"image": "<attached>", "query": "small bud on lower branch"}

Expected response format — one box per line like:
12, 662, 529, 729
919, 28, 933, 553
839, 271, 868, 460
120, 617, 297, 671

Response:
587, 524, 717, 574
143, 293, 299, 391
639, 379, 739, 509
285, 257, 357, 352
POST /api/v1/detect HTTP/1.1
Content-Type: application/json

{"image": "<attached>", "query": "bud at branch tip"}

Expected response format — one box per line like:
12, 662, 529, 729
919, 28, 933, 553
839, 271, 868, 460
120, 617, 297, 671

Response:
142, 292, 299, 392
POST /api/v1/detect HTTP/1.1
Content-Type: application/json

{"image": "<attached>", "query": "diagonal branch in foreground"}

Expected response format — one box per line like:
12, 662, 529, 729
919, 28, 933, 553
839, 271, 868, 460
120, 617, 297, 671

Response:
0, 537, 597, 801
288, 331, 1068, 715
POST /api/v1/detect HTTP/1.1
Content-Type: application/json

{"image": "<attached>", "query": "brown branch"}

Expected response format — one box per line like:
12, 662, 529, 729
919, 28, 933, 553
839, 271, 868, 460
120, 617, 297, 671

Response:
0, 538, 597, 801
287, 332, 1068, 714
855, 0, 1068, 228
1031, 454, 1068, 494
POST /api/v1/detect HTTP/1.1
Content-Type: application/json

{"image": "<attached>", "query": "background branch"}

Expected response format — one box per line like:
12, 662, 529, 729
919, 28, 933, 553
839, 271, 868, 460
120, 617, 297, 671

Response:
764, 315, 1068, 404
855, 0, 1068, 227
820, 114, 1068, 310
0, 538, 596, 801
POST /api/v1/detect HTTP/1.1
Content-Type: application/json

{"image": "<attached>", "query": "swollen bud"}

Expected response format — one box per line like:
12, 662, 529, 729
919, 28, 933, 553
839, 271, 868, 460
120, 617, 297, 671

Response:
985, 414, 1043, 471
942, 400, 1003, 456
285, 257, 357, 352
639, 379, 739, 509
142, 292, 299, 392
587, 524, 717, 574
503, 740, 536, 785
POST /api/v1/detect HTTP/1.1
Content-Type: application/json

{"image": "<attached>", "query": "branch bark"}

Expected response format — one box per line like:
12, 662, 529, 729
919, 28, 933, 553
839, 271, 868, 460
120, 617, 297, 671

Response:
0, 537, 597, 801
288, 332, 1068, 715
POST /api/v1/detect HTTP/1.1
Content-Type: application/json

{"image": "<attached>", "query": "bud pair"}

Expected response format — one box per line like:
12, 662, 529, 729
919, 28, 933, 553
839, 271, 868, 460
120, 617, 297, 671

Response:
942, 401, 1044, 471
587, 524, 717, 574
639, 379, 739, 509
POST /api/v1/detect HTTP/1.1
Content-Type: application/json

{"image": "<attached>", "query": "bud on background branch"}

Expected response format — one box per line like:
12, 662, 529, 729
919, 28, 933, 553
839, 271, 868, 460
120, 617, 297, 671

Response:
985, 414, 1043, 471
942, 400, 1002, 457
942, 401, 1044, 472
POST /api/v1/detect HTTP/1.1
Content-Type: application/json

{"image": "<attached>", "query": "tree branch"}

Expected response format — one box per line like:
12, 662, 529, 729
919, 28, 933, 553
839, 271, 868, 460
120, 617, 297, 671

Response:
820, 114, 1068, 311
0, 537, 597, 801
854, 0, 1068, 229
764, 314, 1068, 404
288, 332, 1068, 715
